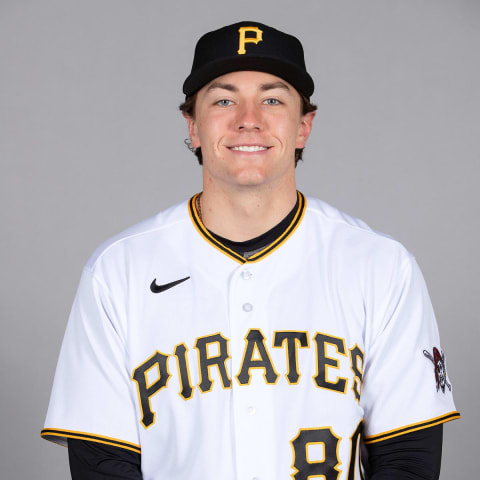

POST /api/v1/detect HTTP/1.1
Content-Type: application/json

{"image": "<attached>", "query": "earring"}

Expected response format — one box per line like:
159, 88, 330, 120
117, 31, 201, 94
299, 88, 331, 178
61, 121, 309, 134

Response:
184, 138, 196, 152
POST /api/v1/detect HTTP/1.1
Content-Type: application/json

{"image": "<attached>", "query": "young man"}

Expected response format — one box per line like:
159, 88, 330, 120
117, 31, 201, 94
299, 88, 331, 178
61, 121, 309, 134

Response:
42, 21, 459, 479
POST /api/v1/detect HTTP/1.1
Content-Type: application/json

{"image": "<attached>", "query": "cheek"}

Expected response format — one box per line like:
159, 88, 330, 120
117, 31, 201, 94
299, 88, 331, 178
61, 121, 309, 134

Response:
268, 110, 302, 140
276, 119, 302, 148
197, 116, 229, 150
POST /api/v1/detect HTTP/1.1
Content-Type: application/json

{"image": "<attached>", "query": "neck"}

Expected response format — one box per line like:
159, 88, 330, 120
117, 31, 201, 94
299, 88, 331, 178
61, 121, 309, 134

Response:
199, 182, 298, 242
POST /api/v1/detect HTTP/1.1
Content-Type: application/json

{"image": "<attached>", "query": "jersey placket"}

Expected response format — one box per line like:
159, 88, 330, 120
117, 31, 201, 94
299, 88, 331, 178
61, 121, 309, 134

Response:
228, 261, 274, 480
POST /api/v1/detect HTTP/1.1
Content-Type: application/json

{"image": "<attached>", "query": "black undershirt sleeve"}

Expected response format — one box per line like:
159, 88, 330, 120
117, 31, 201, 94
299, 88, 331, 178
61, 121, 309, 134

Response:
364, 424, 443, 480
67, 425, 443, 479
68, 438, 143, 480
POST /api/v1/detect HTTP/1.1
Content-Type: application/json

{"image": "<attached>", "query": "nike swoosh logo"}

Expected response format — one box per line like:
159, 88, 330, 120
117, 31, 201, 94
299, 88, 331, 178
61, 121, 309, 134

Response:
150, 276, 190, 293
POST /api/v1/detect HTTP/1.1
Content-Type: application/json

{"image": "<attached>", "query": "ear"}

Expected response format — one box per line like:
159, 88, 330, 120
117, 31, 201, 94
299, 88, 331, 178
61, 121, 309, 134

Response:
182, 112, 201, 148
295, 111, 316, 149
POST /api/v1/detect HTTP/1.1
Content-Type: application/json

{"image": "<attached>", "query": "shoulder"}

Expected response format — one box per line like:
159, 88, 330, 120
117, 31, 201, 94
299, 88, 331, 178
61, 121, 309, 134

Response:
303, 194, 415, 269
303, 195, 428, 338
84, 198, 191, 274
304, 195, 390, 240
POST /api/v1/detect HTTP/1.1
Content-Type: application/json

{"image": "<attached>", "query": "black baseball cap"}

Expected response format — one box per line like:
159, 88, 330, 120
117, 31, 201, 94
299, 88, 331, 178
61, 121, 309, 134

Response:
183, 21, 314, 98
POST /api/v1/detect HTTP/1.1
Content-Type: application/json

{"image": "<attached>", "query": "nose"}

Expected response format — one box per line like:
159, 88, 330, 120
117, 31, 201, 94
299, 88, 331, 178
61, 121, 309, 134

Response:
235, 102, 263, 131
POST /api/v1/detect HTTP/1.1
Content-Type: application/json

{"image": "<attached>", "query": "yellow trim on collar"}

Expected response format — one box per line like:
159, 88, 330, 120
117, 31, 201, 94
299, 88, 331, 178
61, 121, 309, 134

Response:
188, 191, 306, 264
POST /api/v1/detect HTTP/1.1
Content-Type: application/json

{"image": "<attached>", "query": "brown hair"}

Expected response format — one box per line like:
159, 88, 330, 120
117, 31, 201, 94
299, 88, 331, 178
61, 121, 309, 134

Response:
179, 93, 317, 166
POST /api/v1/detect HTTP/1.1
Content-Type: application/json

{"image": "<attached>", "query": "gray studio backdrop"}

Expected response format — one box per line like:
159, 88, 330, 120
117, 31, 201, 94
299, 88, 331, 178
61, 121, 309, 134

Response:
1, 0, 478, 478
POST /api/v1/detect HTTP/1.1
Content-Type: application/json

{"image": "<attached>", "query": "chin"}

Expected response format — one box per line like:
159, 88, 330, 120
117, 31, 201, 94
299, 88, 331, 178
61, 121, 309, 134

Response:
229, 171, 271, 187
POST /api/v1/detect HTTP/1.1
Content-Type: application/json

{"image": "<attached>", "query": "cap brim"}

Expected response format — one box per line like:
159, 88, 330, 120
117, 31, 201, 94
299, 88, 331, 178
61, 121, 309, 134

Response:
182, 55, 314, 98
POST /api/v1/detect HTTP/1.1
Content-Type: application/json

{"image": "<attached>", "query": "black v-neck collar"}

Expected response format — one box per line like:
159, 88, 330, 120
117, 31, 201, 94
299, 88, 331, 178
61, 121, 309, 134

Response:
188, 191, 306, 264
208, 195, 300, 259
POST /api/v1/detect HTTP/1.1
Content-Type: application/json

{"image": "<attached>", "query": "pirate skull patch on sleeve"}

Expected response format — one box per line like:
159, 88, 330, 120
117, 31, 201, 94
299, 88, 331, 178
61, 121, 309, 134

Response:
423, 347, 451, 393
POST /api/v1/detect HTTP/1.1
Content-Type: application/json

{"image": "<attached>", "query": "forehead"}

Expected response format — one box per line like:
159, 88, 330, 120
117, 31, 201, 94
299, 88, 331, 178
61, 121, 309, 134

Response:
200, 70, 299, 96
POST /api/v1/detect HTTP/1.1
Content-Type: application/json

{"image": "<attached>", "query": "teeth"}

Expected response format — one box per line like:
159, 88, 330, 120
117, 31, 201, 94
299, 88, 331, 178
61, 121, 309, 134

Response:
230, 146, 268, 152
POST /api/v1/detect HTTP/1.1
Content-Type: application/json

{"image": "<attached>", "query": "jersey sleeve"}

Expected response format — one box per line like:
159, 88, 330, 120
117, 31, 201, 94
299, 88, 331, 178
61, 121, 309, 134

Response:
41, 267, 141, 454
361, 252, 459, 444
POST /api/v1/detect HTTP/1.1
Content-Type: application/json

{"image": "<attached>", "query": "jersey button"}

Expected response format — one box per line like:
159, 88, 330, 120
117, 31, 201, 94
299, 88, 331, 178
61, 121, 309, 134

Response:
241, 270, 253, 280
247, 406, 256, 416
242, 303, 253, 312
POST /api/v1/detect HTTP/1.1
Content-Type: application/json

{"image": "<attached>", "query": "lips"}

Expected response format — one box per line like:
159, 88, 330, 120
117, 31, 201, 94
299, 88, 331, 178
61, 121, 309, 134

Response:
228, 145, 271, 152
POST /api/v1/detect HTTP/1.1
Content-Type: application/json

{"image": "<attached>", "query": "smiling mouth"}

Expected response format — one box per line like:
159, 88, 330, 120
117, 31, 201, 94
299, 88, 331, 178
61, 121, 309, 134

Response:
228, 145, 271, 152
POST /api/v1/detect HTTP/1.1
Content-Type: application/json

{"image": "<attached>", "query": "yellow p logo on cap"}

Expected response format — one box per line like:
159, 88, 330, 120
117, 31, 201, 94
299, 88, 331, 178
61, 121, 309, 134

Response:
237, 26, 263, 55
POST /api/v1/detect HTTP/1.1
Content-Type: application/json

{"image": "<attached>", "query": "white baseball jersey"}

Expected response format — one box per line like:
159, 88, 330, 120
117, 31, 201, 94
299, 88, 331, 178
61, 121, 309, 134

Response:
42, 192, 459, 480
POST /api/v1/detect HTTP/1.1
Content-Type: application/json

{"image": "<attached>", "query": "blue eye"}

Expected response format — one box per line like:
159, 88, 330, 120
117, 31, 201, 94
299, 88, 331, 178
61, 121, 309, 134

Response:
216, 99, 233, 106
264, 98, 280, 105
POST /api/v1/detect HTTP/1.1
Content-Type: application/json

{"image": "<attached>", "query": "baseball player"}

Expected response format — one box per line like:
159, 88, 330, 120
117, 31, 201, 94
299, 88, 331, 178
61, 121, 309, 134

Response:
42, 21, 459, 479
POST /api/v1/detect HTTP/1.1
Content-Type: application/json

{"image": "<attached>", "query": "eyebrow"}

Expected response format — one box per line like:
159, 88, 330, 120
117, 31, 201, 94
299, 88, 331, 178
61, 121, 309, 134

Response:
260, 81, 290, 92
205, 80, 291, 94
206, 82, 238, 93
